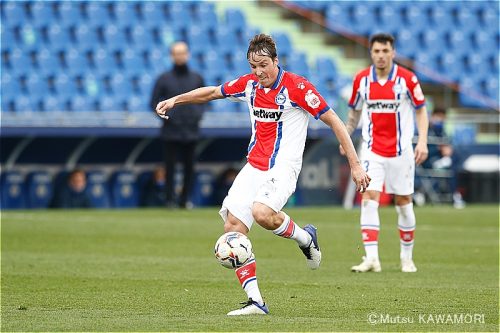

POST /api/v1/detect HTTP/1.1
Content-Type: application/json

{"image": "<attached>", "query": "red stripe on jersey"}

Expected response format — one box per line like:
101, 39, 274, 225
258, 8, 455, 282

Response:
371, 113, 398, 157
248, 121, 279, 171
254, 88, 280, 109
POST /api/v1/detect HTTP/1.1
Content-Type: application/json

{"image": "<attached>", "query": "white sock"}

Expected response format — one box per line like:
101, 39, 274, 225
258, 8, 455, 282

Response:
273, 212, 311, 248
396, 203, 416, 260
235, 256, 264, 305
361, 200, 380, 260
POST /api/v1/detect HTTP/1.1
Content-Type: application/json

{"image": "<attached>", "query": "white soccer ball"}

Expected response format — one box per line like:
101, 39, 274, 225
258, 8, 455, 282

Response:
214, 232, 253, 269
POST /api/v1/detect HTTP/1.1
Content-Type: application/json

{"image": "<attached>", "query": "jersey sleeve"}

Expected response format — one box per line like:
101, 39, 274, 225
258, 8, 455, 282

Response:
221, 74, 253, 102
405, 72, 426, 109
348, 74, 363, 110
289, 79, 331, 120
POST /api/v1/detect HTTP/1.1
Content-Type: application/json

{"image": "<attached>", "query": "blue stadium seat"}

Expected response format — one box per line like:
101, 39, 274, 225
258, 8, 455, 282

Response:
82, 74, 103, 98
56, 1, 83, 28
378, 4, 405, 35
351, 3, 378, 36
110, 73, 134, 97
99, 95, 118, 112
92, 48, 118, 76
167, 2, 192, 33
43, 95, 67, 112
420, 30, 446, 54
485, 77, 499, 102
479, 4, 499, 33
271, 31, 293, 57
26, 73, 50, 98
286, 52, 310, 78
224, 8, 246, 34
19, 25, 41, 51
36, 48, 61, 76
472, 30, 494, 50
86, 170, 110, 208
230, 51, 250, 76
187, 25, 212, 50
102, 24, 128, 52
30, 1, 55, 27
84, 2, 112, 28
112, 2, 139, 26
54, 74, 78, 98
127, 95, 149, 113
8, 48, 33, 76
439, 53, 462, 82
458, 77, 483, 108
130, 26, 155, 52
1, 72, 21, 100
148, 48, 171, 74
2, 1, 27, 27
137, 73, 154, 96
0, 171, 26, 209
190, 170, 215, 207
394, 28, 416, 58
74, 25, 99, 51
26, 171, 53, 208
120, 49, 147, 76
428, 5, 454, 31
139, 2, 167, 26
110, 170, 138, 208
325, 3, 352, 33
14, 95, 35, 113
455, 7, 481, 33
46, 24, 72, 52
1, 25, 16, 51
71, 95, 94, 112
64, 47, 91, 76
193, 4, 218, 32
315, 56, 338, 82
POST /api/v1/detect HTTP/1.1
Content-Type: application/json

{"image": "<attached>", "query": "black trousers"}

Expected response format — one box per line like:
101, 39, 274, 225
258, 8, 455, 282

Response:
164, 140, 197, 206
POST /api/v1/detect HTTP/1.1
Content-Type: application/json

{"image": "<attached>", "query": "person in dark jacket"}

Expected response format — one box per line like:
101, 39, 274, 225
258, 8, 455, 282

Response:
50, 169, 92, 208
140, 166, 167, 207
150, 41, 205, 208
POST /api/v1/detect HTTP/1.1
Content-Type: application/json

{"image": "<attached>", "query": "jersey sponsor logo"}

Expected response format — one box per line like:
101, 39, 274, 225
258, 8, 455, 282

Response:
275, 93, 286, 105
305, 89, 321, 109
253, 108, 283, 121
392, 83, 403, 94
366, 101, 400, 111
413, 84, 425, 101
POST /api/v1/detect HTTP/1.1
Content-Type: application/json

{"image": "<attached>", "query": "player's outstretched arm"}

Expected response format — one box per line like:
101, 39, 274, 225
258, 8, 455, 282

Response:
320, 109, 371, 192
156, 85, 224, 119
414, 105, 429, 165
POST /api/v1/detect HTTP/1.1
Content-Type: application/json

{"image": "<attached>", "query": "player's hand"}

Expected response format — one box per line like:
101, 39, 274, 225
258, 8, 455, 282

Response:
156, 98, 175, 119
414, 142, 428, 166
339, 144, 346, 156
351, 164, 371, 193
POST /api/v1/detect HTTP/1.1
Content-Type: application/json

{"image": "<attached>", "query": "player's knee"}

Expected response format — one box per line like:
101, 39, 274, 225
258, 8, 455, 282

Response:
252, 204, 278, 230
224, 214, 248, 234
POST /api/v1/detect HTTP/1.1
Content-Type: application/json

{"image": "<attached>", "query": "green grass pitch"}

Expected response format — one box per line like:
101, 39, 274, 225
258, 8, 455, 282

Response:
1, 205, 498, 332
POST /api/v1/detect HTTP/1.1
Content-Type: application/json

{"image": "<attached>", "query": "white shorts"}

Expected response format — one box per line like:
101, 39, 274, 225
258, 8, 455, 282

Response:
360, 146, 415, 195
219, 163, 298, 230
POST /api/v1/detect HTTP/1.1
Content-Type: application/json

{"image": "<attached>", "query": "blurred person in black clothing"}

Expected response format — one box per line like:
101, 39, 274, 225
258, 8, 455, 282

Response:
150, 41, 205, 208
140, 167, 167, 207
50, 169, 92, 208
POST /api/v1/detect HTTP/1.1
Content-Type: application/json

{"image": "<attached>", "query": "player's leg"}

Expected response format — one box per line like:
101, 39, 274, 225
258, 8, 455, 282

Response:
387, 149, 417, 272
395, 195, 417, 272
218, 164, 268, 315
164, 140, 177, 207
251, 166, 321, 269
352, 157, 384, 272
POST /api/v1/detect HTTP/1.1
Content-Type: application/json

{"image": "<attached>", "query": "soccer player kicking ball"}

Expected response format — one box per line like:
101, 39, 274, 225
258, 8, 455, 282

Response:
340, 33, 429, 273
157, 34, 371, 315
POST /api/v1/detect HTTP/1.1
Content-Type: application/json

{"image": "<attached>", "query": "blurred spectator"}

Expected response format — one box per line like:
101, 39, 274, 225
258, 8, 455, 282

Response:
140, 167, 167, 207
150, 41, 205, 208
214, 167, 239, 206
50, 169, 92, 208
423, 107, 465, 208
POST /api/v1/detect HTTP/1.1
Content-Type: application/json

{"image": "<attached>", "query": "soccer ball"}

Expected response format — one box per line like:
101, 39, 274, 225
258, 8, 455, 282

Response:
214, 232, 253, 269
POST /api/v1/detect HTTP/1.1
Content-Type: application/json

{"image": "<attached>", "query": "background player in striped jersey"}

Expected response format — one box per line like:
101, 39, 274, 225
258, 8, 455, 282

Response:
341, 33, 429, 273
157, 34, 370, 315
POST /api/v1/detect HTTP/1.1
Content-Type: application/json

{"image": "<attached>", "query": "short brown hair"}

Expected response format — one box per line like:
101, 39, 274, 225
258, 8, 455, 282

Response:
247, 33, 277, 60
369, 33, 395, 49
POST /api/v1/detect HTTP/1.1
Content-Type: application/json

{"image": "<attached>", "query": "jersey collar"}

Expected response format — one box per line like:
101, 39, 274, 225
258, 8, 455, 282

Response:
371, 63, 397, 82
